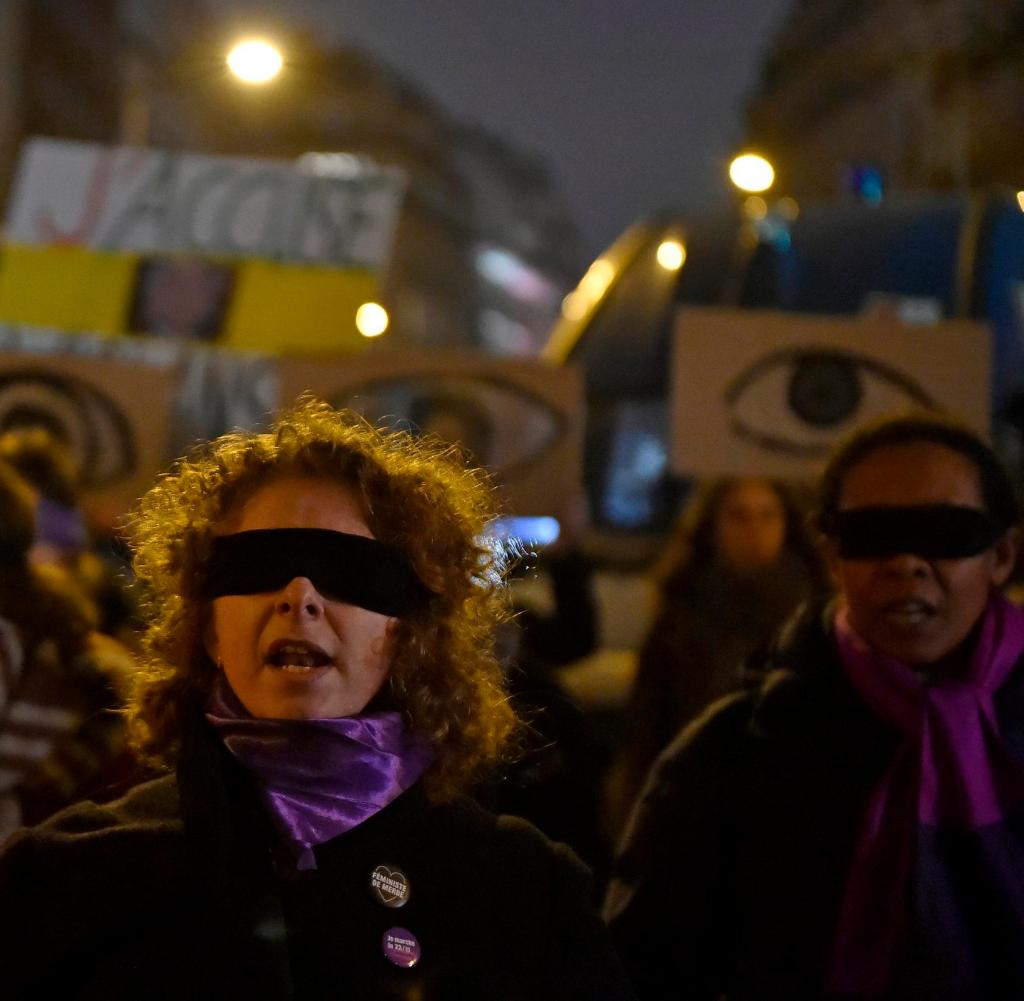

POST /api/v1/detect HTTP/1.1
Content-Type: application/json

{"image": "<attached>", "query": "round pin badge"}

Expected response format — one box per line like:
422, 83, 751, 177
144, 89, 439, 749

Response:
382, 926, 421, 968
370, 864, 410, 908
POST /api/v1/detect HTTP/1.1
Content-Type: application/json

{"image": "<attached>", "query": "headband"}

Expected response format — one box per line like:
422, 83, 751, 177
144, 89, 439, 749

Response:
203, 528, 432, 617
830, 504, 1002, 560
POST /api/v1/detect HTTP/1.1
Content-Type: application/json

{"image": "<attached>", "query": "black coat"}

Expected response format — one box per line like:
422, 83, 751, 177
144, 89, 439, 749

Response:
0, 712, 634, 1001
604, 603, 1024, 1000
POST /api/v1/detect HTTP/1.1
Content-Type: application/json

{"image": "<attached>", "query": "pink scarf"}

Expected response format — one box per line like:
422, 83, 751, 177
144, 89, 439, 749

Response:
825, 593, 1024, 997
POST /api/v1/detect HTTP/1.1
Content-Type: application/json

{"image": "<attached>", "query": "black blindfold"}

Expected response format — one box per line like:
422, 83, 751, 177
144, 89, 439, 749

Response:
830, 504, 1002, 560
203, 528, 432, 617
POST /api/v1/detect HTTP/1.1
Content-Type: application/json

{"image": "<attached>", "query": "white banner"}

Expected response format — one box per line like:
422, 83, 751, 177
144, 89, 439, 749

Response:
6, 138, 405, 269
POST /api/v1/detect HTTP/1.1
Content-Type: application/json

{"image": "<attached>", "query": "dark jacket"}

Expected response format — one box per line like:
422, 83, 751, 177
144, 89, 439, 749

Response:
0, 710, 634, 1001
604, 603, 1024, 1000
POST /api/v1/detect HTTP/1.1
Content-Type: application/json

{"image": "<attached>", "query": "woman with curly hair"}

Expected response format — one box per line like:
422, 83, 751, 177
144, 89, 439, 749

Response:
0, 399, 633, 1000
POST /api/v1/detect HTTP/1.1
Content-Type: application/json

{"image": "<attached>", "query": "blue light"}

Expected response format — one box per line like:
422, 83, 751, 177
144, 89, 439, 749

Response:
486, 516, 561, 547
848, 164, 885, 205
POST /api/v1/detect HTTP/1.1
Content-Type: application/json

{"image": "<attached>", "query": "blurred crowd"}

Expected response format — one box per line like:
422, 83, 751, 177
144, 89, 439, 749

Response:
0, 427, 138, 838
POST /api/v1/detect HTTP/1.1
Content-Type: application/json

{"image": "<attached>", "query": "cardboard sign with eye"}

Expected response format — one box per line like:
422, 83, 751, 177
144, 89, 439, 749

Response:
276, 353, 583, 517
0, 350, 177, 530
670, 307, 990, 478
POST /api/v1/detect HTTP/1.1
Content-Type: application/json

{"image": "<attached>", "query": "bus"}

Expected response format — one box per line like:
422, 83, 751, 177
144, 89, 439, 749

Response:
544, 190, 1024, 537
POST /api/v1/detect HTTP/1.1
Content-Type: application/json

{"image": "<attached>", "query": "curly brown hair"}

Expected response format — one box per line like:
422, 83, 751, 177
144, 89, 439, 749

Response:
126, 398, 519, 798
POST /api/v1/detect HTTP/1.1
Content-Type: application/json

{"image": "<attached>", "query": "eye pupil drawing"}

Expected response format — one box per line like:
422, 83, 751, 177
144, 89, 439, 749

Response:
787, 354, 863, 427
724, 346, 938, 456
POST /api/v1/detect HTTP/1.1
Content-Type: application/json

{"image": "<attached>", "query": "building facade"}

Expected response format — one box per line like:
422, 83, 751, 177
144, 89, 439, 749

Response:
0, 1, 578, 352
452, 125, 581, 356
746, 0, 1024, 198
0, 0, 122, 209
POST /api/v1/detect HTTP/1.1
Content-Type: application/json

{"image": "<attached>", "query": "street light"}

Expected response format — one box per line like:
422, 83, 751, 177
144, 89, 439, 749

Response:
226, 38, 284, 85
121, 37, 286, 145
356, 301, 389, 338
656, 239, 686, 271
728, 153, 775, 194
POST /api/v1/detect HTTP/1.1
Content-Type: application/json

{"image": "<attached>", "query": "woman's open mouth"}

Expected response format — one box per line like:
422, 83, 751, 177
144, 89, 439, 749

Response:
265, 639, 333, 673
880, 599, 937, 629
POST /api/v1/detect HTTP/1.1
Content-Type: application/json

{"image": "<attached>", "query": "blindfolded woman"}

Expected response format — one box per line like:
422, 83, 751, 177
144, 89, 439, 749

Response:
606, 414, 1024, 999
1, 399, 633, 1000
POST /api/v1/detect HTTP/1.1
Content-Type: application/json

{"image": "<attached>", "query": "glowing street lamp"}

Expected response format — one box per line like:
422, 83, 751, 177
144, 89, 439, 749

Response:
226, 38, 284, 85
356, 302, 389, 338
728, 153, 775, 194
656, 239, 686, 271
121, 37, 286, 145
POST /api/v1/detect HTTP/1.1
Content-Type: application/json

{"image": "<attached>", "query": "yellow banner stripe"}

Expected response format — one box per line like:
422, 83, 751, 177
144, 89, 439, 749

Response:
0, 244, 381, 353
223, 260, 380, 353
0, 244, 134, 335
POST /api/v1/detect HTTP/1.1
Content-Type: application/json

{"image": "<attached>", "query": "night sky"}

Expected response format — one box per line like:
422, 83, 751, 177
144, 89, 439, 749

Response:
222, 0, 795, 264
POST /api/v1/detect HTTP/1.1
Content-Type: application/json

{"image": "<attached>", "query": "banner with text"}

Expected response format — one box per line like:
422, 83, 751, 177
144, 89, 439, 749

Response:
0, 138, 405, 351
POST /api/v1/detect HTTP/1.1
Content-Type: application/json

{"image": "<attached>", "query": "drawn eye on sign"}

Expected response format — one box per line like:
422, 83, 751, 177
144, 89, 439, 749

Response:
0, 369, 136, 488
671, 307, 989, 478
724, 347, 937, 456
275, 354, 583, 517
335, 374, 566, 479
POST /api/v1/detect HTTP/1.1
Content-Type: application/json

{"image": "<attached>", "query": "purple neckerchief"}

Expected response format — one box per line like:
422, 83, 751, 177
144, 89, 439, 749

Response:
824, 593, 1024, 998
205, 675, 433, 871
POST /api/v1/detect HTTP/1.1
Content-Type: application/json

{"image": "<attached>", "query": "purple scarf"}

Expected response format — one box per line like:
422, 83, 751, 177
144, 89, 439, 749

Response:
825, 593, 1024, 997
205, 676, 433, 871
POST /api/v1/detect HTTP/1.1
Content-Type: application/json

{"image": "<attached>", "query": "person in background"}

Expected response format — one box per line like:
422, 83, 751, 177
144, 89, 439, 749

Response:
0, 459, 132, 841
605, 413, 1023, 1000
0, 425, 88, 569
0, 426, 137, 644
0, 400, 634, 1000
607, 476, 827, 834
